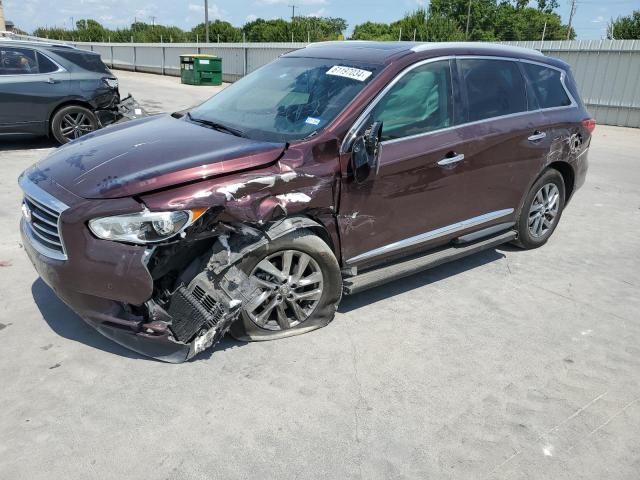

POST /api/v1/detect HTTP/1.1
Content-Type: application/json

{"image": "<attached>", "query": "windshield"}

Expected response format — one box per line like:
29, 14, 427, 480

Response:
189, 57, 380, 142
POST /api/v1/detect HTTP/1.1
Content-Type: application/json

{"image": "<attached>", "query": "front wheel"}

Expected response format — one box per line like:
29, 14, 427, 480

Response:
512, 168, 566, 249
51, 105, 98, 144
228, 230, 342, 342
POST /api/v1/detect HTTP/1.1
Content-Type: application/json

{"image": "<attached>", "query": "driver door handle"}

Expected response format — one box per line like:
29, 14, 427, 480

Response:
46, 77, 59, 84
528, 131, 547, 142
437, 152, 465, 166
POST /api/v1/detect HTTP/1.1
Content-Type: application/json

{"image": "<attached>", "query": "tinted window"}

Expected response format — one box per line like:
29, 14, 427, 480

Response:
370, 60, 453, 141
51, 49, 111, 74
37, 52, 59, 74
460, 59, 527, 122
522, 63, 571, 109
0, 47, 37, 75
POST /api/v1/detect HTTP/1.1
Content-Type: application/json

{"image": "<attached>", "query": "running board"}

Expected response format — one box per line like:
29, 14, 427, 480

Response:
343, 230, 516, 295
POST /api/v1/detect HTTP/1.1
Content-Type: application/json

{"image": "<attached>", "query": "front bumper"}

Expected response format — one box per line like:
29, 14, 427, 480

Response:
21, 217, 194, 362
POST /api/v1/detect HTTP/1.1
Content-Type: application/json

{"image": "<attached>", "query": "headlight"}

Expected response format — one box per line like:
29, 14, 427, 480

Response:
103, 77, 119, 89
88, 209, 205, 244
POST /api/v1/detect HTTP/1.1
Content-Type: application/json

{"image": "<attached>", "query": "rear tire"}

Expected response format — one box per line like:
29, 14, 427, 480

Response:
512, 169, 565, 249
51, 105, 98, 144
228, 230, 342, 342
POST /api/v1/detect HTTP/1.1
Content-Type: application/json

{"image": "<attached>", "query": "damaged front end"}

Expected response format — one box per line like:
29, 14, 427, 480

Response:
95, 94, 149, 129
112, 265, 262, 363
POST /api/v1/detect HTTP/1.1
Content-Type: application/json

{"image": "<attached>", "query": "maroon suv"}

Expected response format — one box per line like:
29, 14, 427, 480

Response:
19, 42, 593, 362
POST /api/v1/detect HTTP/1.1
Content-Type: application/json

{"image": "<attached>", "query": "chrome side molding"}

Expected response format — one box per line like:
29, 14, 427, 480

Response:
345, 208, 515, 265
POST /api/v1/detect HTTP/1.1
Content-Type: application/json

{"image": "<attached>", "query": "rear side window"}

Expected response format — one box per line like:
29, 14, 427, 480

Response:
0, 47, 37, 75
370, 60, 453, 141
51, 49, 110, 74
459, 59, 527, 122
522, 63, 572, 109
36, 52, 59, 74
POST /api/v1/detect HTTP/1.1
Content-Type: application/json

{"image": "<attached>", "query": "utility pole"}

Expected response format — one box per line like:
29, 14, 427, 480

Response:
566, 0, 576, 40
204, 0, 209, 43
465, 0, 472, 40
288, 3, 296, 21
150, 16, 156, 29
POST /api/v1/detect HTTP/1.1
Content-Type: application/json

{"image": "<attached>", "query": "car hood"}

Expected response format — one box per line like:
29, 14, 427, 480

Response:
26, 114, 286, 199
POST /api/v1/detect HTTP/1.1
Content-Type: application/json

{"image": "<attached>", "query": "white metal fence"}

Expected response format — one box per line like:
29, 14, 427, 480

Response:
71, 42, 309, 82
5, 32, 639, 127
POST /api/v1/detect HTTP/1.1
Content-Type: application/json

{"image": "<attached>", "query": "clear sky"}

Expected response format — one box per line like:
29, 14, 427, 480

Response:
4, 0, 640, 40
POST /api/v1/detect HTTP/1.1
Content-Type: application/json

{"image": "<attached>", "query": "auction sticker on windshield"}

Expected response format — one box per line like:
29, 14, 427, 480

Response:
326, 65, 372, 82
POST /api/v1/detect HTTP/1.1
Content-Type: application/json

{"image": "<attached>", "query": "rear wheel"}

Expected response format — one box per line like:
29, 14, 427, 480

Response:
228, 230, 342, 341
513, 169, 565, 249
51, 105, 98, 144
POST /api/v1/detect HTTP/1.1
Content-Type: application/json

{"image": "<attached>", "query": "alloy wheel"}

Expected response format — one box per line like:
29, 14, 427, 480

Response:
60, 111, 95, 140
528, 183, 560, 238
244, 250, 324, 331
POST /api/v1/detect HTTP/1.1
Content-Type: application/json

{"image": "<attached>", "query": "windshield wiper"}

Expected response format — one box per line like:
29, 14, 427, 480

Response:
186, 112, 246, 138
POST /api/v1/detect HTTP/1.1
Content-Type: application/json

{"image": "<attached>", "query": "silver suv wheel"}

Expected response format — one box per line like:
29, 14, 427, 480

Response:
528, 183, 560, 238
243, 250, 324, 331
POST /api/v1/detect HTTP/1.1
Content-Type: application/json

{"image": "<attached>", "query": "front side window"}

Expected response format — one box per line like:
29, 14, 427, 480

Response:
522, 63, 572, 109
0, 47, 38, 75
459, 58, 527, 122
190, 57, 380, 143
370, 60, 453, 142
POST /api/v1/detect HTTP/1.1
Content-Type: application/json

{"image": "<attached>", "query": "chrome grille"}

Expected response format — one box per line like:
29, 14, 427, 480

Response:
19, 176, 69, 261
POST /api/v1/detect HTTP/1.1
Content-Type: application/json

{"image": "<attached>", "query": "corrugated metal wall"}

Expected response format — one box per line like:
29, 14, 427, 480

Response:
70, 40, 640, 128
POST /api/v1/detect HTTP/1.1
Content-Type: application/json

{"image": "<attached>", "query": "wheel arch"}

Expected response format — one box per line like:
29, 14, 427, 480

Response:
547, 161, 576, 204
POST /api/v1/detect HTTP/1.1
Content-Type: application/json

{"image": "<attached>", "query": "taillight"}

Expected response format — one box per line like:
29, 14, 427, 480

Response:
582, 118, 596, 134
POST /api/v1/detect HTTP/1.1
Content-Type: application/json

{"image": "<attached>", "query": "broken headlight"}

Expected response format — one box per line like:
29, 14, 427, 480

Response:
89, 209, 205, 244
103, 77, 119, 89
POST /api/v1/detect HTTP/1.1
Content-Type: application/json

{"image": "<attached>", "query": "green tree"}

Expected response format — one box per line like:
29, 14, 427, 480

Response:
351, 22, 394, 40
191, 20, 242, 42
608, 10, 640, 39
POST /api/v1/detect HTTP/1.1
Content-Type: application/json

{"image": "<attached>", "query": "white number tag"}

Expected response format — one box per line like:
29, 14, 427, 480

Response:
326, 65, 372, 82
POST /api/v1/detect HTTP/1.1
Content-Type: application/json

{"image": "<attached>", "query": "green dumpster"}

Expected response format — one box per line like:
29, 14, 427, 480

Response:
180, 54, 222, 86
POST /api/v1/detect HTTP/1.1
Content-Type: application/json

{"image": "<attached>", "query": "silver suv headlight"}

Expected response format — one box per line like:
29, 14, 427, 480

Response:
89, 209, 205, 244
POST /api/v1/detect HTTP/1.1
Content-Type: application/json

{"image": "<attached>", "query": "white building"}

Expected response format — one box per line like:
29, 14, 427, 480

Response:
0, 0, 6, 32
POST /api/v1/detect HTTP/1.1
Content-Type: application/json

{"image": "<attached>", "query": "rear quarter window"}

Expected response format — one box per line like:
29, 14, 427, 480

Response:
51, 49, 111, 74
522, 63, 572, 109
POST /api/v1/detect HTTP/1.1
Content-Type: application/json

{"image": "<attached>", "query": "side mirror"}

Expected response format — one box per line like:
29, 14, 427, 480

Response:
352, 121, 382, 184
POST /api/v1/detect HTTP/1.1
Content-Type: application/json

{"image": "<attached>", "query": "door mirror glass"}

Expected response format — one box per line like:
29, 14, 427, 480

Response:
352, 121, 382, 184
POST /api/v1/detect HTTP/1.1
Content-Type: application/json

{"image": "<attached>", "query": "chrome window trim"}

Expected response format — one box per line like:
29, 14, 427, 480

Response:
19, 175, 69, 261
340, 55, 577, 154
345, 208, 514, 265
0, 46, 66, 76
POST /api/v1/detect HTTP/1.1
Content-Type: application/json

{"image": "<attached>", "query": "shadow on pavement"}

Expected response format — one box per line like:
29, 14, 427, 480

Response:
339, 247, 505, 313
31, 247, 506, 360
31, 278, 245, 362
0, 134, 57, 151
31, 278, 146, 360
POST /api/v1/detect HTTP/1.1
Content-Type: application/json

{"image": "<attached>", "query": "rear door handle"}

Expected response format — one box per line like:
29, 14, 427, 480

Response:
528, 131, 547, 142
46, 77, 59, 84
437, 152, 465, 166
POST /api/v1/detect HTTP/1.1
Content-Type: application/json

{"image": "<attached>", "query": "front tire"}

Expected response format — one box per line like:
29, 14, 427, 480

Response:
228, 230, 342, 342
513, 168, 565, 249
51, 105, 98, 144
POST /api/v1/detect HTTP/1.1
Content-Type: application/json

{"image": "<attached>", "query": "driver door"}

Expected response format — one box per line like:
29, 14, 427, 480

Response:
338, 59, 473, 268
